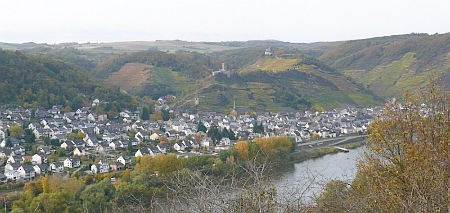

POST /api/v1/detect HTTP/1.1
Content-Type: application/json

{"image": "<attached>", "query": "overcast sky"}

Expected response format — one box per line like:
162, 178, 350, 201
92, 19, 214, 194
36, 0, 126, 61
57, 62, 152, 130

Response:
1, 0, 449, 44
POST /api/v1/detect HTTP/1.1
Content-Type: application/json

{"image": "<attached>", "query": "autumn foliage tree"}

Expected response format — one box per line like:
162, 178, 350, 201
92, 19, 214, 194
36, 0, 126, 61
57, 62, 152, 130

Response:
342, 79, 450, 212
9, 124, 23, 138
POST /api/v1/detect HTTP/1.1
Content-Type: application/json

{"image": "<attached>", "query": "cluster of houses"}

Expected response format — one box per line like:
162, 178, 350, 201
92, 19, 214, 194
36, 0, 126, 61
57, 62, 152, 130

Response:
0, 101, 380, 182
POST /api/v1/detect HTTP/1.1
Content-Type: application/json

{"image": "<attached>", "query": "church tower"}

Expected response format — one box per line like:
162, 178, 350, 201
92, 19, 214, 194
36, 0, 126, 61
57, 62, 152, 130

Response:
194, 93, 199, 106
230, 101, 237, 117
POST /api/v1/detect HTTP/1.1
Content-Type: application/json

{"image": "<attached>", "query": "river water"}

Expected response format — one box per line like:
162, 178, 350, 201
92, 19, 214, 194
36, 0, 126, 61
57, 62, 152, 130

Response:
270, 146, 366, 203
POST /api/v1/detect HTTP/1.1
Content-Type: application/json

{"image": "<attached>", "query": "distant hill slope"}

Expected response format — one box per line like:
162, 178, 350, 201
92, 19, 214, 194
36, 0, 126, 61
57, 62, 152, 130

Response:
320, 33, 450, 97
180, 55, 380, 112
105, 63, 152, 92
0, 49, 135, 110
97, 49, 380, 112
94, 50, 216, 79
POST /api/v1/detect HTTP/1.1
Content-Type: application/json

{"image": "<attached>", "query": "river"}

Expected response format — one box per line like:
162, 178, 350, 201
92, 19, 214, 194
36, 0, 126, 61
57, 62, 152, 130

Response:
271, 146, 365, 204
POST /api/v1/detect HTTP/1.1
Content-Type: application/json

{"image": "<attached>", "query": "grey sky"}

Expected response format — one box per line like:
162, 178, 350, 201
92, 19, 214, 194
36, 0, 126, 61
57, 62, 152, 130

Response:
1, 0, 449, 43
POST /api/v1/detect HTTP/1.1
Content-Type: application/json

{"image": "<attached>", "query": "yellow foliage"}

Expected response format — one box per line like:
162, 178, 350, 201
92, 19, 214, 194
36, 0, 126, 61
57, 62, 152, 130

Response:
235, 141, 249, 160
347, 79, 450, 212
134, 154, 185, 177
254, 136, 293, 157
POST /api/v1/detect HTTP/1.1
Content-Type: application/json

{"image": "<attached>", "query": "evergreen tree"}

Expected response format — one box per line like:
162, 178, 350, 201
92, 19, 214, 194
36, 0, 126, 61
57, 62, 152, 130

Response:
222, 128, 229, 138
197, 121, 207, 133
161, 109, 170, 121
141, 106, 150, 120
253, 122, 265, 134
5, 138, 13, 148
228, 129, 237, 140
24, 129, 35, 143
127, 140, 134, 155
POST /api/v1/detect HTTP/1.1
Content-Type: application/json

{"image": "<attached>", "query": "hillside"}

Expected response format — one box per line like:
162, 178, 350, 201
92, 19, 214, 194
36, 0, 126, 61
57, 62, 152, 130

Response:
96, 49, 380, 112
105, 63, 152, 92
180, 55, 380, 112
0, 49, 135, 110
320, 33, 450, 97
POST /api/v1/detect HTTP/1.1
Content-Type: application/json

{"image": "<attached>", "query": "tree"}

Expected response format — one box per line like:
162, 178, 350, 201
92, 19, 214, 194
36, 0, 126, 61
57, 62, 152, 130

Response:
44, 137, 51, 146
161, 109, 170, 121
159, 135, 169, 144
42, 174, 50, 193
63, 105, 72, 113
5, 138, 13, 148
317, 180, 349, 211
127, 140, 134, 155
235, 141, 249, 161
194, 133, 202, 143
197, 121, 207, 133
121, 169, 131, 182
9, 124, 23, 138
140, 106, 150, 120
81, 178, 115, 212
50, 139, 60, 146
24, 129, 35, 143
222, 127, 229, 139
228, 129, 237, 140
252, 122, 264, 134
345, 79, 450, 212
31, 108, 36, 119
70, 96, 83, 110
150, 111, 163, 121
76, 131, 86, 139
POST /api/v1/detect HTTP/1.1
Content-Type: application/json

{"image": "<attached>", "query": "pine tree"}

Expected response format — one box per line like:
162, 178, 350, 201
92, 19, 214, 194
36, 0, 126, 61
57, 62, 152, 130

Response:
141, 106, 150, 120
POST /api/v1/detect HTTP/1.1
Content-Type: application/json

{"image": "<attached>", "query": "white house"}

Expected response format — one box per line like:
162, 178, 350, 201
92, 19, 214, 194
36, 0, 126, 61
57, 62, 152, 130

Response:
135, 147, 155, 157
73, 147, 86, 156
4, 163, 20, 172
31, 153, 48, 165
84, 133, 98, 147
50, 162, 64, 173
149, 133, 160, 141
201, 138, 212, 147
87, 113, 96, 122
0, 148, 15, 158
33, 164, 48, 175
61, 141, 75, 150
63, 157, 81, 168
7, 156, 22, 164
173, 142, 185, 151
4, 170, 21, 181
219, 138, 232, 146
116, 156, 131, 166
17, 165, 36, 180
156, 144, 169, 154
91, 163, 109, 174
39, 146, 51, 155
0, 129, 6, 140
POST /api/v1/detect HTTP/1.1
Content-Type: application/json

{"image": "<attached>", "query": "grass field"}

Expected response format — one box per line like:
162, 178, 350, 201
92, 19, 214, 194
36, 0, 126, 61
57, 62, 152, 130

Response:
71, 40, 239, 54
241, 57, 299, 73
0, 42, 17, 50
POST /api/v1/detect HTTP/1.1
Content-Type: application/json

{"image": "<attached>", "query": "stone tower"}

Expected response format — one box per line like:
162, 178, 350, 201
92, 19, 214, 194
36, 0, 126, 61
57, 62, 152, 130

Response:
194, 93, 199, 106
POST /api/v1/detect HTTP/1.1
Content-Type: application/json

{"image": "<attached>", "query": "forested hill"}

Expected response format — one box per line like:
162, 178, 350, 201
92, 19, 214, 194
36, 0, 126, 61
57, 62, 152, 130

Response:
319, 33, 450, 97
93, 50, 217, 79
0, 49, 136, 110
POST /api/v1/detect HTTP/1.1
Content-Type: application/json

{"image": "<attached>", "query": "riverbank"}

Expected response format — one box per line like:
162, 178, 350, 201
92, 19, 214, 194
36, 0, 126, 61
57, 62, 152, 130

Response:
290, 137, 366, 163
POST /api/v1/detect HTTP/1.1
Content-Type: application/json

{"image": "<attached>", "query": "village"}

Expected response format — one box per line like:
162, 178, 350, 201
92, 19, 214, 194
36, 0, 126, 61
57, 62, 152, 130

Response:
0, 98, 380, 183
